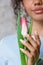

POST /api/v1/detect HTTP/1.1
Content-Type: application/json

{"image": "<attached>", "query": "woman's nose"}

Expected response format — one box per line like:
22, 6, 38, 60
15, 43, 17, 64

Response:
33, 0, 42, 6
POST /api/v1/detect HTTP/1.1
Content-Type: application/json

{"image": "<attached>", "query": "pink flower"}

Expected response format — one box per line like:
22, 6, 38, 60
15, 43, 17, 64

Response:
20, 17, 28, 37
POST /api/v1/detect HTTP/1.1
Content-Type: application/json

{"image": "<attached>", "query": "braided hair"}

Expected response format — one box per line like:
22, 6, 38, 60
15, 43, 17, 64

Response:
11, 0, 22, 15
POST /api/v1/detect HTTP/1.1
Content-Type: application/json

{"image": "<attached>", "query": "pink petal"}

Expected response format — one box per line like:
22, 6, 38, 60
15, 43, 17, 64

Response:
20, 17, 27, 25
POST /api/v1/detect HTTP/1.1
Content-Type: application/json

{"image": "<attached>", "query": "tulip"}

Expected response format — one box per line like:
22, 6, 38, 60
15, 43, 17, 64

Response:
17, 11, 27, 65
20, 17, 28, 37
20, 17, 29, 64
17, 11, 32, 65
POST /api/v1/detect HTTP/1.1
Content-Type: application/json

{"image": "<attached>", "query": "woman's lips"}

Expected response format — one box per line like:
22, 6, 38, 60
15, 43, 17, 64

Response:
32, 8, 43, 14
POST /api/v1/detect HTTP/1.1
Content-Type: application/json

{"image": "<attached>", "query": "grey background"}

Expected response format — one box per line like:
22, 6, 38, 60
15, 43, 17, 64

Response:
0, 0, 17, 39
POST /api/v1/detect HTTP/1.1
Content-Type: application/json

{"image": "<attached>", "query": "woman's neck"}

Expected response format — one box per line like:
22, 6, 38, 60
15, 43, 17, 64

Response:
32, 20, 43, 37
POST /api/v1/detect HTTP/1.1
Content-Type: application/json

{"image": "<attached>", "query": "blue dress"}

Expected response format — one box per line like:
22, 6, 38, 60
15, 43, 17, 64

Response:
0, 34, 43, 65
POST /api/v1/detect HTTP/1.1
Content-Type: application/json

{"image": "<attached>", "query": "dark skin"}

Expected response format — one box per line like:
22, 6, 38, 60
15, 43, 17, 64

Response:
20, 0, 43, 65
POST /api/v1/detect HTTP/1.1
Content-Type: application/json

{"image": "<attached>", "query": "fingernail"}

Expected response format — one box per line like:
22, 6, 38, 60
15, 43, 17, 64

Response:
34, 31, 38, 35
20, 39, 23, 42
20, 39, 26, 43
32, 35, 36, 41
26, 34, 29, 37
20, 48, 23, 51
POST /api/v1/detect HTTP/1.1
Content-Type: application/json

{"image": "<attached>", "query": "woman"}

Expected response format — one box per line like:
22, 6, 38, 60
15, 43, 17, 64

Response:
0, 0, 43, 65
12, 0, 43, 65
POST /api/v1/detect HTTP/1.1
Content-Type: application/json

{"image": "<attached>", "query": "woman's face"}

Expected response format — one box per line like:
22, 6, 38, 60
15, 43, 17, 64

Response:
22, 0, 43, 22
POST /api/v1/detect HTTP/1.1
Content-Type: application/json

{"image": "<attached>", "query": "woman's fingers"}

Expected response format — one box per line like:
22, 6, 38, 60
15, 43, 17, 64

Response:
25, 33, 40, 56
20, 39, 35, 52
34, 32, 41, 47
20, 32, 41, 65
25, 34, 38, 49
20, 39, 39, 58
20, 48, 33, 59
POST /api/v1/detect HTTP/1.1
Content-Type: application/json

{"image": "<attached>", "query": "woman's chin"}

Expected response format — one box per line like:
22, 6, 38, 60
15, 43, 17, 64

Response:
31, 14, 43, 22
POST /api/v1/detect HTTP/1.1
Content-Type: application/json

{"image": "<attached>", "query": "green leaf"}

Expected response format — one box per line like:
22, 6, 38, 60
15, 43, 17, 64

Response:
17, 11, 33, 65
29, 20, 32, 36
17, 10, 27, 65
35, 58, 43, 65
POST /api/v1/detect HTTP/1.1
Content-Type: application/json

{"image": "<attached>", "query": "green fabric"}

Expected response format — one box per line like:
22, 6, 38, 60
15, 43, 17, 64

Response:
35, 58, 43, 65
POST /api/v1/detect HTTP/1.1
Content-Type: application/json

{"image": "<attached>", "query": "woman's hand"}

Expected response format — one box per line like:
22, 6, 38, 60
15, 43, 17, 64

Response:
20, 32, 41, 65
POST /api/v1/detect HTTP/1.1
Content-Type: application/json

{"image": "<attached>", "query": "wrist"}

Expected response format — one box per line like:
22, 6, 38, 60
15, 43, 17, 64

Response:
27, 61, 35, 65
